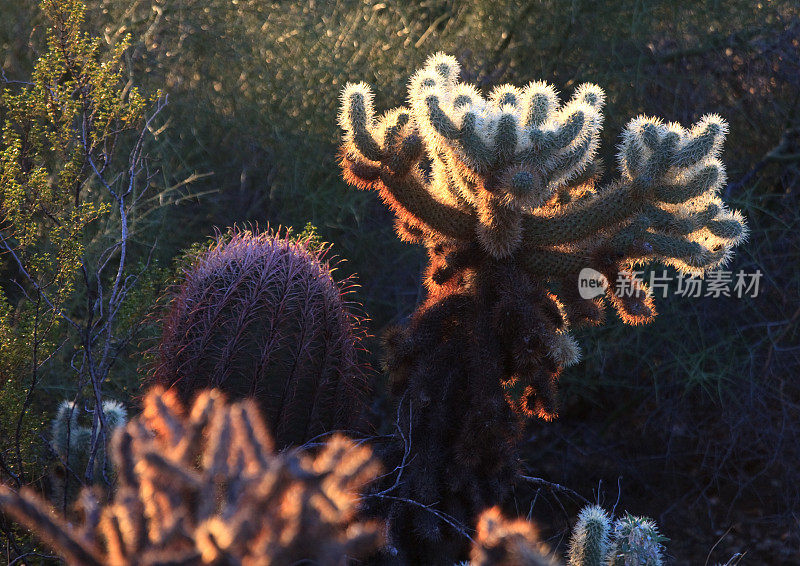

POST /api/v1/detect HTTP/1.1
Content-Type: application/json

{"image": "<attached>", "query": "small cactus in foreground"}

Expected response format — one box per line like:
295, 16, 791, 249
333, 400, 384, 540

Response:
152, 229, 369, 448
468, 506, 666, 566
568, 506, 666, 566
0, 387, 384, 565
607, 513, 666, 566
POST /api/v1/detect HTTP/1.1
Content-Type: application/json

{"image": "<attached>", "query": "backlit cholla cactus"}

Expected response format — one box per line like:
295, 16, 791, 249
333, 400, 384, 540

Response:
339, 52, 746, 415
339, 53, 745, 563
50, 399, 127, 504
0, 388, 383, 566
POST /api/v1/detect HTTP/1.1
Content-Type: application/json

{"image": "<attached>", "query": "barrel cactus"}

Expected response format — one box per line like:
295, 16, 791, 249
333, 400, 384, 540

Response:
151, 229, 368, 448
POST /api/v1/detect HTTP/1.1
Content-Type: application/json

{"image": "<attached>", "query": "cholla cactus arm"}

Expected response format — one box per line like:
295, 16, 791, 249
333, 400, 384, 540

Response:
0, 487, 105, 566
101, 400, 128, 431
50, 399, 128, 505
339, 82, 475, 242
52, 401, 82, 459
567, 505, 612, 566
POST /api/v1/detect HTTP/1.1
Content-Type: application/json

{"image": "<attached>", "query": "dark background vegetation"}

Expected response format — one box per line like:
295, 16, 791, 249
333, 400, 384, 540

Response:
1, 1, 798, 563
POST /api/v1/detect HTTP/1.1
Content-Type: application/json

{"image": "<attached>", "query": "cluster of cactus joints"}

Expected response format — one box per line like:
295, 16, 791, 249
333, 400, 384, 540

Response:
49, 399, 127, 505
151, 228, 369, 448
567, 505, 666, 566
339, 52, 747, 403
339, 52, 745, 563
465, 506, 666, 566
0, 387, 384, 566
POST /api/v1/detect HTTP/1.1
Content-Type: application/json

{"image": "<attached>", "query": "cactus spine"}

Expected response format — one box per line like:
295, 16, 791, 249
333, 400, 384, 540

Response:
152, 229, 368, 448
339, 53, 746, 562
0, 387, 384, 566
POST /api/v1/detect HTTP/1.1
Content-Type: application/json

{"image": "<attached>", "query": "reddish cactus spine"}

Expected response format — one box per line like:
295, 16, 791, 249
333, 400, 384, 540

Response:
151, 229, 369, 448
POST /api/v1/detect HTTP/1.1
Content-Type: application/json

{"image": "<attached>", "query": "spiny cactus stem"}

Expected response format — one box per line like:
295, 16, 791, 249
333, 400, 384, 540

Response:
521, 181, 645, 246
377, 170, 475, 241
644, 231, 705, 259
348, 95, 383, 162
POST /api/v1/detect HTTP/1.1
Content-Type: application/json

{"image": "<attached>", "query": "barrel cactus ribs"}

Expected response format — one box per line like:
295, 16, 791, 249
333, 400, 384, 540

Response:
339, 53, 747, 562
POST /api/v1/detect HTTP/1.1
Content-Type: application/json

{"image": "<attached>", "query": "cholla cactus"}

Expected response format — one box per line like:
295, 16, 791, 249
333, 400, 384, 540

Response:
567, 505, 612, 566
607, 513, 666, 566
152, 229, 369, 448
470, 507, 557, 566
339, 54, 746, 561
339, 53, 747, 409
0, 387, 383, 566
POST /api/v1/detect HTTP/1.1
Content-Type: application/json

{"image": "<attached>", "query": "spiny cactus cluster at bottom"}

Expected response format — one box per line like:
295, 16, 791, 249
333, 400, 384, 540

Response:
566, 505, 666, 566
0, 387, 383, 566
464, 505, 666, 566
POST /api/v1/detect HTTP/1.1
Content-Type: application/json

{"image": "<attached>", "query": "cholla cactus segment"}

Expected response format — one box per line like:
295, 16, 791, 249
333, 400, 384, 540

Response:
567, 505, 612, 566
470, 507, 558, 566
1, 387, 384, 566
339, 51, 747, 319
339, 53, 746, 563
339, 50, 748, 416
607, 513, 666, 566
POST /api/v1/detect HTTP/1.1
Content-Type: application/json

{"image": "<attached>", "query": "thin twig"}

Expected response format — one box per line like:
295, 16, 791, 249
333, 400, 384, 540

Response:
519, 474, 590, 505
